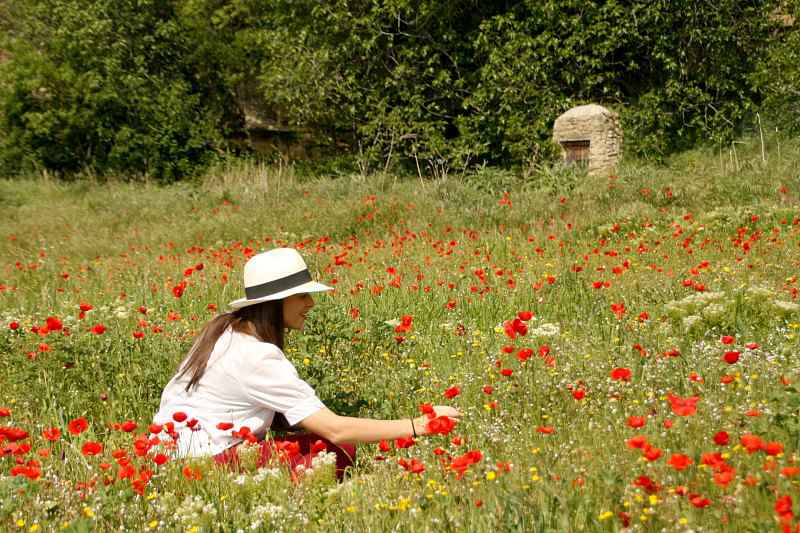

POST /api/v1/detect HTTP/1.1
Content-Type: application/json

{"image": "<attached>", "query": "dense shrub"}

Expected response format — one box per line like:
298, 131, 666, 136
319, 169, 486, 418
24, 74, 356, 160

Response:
0, 0, 790, 177
0, 0, 237, 180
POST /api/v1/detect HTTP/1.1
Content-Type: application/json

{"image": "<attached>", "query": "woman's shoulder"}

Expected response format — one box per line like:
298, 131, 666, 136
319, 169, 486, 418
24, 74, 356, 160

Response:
226, 329, 285, 361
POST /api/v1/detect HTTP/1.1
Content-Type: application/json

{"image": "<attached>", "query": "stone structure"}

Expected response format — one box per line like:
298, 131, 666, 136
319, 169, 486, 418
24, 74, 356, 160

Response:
552, 104, 622, 176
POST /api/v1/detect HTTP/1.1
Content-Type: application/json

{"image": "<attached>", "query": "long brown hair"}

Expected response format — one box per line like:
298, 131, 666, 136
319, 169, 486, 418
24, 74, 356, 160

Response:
177, 300, 284, 391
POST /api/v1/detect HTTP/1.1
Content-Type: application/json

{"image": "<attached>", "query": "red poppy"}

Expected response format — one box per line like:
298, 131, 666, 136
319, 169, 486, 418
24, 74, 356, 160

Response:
610, 302, 626, 319
45, 316, 63, 331
42, 427, 61, 441
395, 437, 415, 449
667, 453, 693, 471
419, 403, 435, 416
394, 315, 413, 333
443, 386, 461, 399
482, 385, 494, 395
720, 335, 735, 345
643, 445, 662, 461
775, 495, 793, 522
713, 431, 730, 446
216, 422, 234, 431
91, 323, 106, 335
9, 321, 19, 330
626, 435, 648, 449
67, 417, 89, 435
627, 416, 646, 428
517, 311, 533, 321
120, 420, 137, 433
153, 453, 169, 466
740, 433, 764, 454
398, 457, 425, 474
764, 441, 784, 456
79, 302, 93, 312
572, 389, 586, 401
516, 348, 533, 362
610, 367, 632, 381
379, 439, 391, 452
713, 466, 735, 487
310, 440, 327, 454
723, 351, 740, 364
536, 426, 555, 434
81, 441, 103, 456
148, 424, 163, 434
500, 368, 513, 377
0, 408, 10, 417
426, 416, 456, 436
690, 495, 711, 508
132, 331, 145, 339
172, 411, 188, 423
667, 393, 699, 416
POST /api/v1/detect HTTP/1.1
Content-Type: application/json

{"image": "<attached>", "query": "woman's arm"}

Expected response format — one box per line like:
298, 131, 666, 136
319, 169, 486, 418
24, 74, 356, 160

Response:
297, 406, 460, 445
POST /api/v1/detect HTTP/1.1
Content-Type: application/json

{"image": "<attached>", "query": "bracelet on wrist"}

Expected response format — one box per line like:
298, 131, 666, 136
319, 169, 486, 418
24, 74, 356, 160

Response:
410, 417, 418, 438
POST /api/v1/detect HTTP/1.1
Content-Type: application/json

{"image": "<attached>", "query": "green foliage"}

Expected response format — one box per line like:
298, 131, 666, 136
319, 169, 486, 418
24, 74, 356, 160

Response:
0, 0, 792, 178
754, 0, 800, 135
0, 0, 236, 180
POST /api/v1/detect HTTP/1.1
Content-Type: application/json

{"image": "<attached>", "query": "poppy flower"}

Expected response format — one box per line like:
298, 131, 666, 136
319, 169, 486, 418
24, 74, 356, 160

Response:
419, 403, 435, 416
0, 408, 10, 417
81, 441, 103, 456
667, 453, 693, 471
395, 437, 415, 449
148, 424, 163, 434
443, 386, 461, 399
517, 311, 533, 321
775, 495, 793, 521
643, 445, 662, 461
500, 368, 513, 377
610, 302, 626, 320
90, 323, 106, 335
572, 389, 586, 400
426, 416, 456, 436
713, 431, 730, 446
67, 417, 89, 435
216, 422, 234, 431
740, 434, 764, 454
627, 416, 646, 428
41, 427, 61, 441
689, 495, 711, 508
720, 335, 735, 345
310, 440, 327, 454
536, 426, 555, 434
378, 440, 391, 452
667, 393, 699, 416
120, 421, 137, 433
764, 441, 784, 456
723, 351, 740, 364
45, 316, 63, 331
172, 412, 188, 423
610, 368, 632, 381
482, 385, 494, 395
627, 435, 648, 449
516, 348, 533, 362
132, 331, 145, 339
153, 453, 169, 466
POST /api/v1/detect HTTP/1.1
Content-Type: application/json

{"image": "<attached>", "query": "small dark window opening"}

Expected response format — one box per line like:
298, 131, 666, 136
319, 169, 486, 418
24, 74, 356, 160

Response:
562, 140, 590, 166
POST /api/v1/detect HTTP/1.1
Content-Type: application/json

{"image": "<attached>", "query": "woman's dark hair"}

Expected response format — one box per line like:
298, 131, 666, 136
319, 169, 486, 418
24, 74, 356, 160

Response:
177, 300, 284, 391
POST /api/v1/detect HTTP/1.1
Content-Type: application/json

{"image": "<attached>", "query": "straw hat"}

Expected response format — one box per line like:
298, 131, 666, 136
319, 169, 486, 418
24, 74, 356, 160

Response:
228, 248, 332, 310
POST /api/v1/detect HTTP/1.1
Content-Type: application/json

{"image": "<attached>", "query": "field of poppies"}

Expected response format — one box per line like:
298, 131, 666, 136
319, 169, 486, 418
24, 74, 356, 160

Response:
1, 139, 800, 531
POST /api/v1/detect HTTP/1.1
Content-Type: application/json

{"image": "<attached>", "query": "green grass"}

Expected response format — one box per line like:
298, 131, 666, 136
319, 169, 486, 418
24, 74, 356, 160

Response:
1, 135, 799, 531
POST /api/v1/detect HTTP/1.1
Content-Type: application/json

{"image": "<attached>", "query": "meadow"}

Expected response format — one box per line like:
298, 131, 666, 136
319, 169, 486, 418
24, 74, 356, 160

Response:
1, 137, 800, 532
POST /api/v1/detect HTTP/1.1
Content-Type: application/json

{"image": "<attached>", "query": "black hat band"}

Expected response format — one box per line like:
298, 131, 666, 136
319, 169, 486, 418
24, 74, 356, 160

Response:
245, 269, 312, 300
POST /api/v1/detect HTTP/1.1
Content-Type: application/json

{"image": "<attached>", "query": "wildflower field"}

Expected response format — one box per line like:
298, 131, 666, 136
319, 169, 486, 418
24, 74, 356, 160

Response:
1, 139, 800, 532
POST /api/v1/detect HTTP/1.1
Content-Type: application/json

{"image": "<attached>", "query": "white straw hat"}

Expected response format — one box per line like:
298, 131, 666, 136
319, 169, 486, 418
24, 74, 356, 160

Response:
228, 248, 332, 310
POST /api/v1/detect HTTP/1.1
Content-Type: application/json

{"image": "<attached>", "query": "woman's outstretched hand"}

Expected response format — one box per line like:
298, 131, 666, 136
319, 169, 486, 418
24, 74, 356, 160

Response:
429, 405, 461, 421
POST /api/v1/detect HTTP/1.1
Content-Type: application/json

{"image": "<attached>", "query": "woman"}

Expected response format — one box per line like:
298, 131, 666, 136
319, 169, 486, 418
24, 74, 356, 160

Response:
153, 248, 460, 478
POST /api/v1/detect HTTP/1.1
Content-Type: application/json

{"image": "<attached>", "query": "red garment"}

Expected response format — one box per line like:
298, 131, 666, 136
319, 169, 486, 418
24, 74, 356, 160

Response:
214, 433, 356, 481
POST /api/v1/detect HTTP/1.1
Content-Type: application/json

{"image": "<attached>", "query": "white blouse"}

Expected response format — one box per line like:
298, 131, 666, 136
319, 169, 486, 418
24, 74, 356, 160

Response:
153, 327, 325, 456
